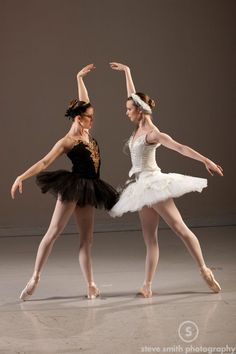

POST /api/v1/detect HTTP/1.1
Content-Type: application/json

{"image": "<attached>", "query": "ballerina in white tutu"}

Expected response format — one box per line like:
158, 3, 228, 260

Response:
109, 62, 224, 297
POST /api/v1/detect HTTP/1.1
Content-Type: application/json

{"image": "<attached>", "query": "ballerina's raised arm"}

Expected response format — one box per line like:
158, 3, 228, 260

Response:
110, 62, 136, 97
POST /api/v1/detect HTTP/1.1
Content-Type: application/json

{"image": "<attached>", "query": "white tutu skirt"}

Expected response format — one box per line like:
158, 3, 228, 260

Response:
109, 170, 207, 217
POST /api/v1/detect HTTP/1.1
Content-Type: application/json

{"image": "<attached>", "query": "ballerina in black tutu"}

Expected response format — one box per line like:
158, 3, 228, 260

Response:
11, 64, 118, 300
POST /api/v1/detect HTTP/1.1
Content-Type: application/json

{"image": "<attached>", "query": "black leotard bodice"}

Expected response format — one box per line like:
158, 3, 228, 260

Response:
67, 139, 101, 179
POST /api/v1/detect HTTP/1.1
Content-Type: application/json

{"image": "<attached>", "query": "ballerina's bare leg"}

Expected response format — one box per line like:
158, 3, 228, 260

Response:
152, 198, 206, 267
74, 205, 100, 299
20, 197, 77, 300
138, 206, 160, 297
152, 198, 221, 293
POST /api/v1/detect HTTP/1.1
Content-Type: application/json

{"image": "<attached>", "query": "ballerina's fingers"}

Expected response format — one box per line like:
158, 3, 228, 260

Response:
216, 164, 224, 176
109, 63, 118, 69
211, 164, 224, 176
10, 186, 15, 199
206, 165, 214, 176
83, 63, 95, 71
78, 64, 96, 77
207, 163, 224, 177
19, 180, 23, 193
11, 181, 22, 199
110, 62, 123, 70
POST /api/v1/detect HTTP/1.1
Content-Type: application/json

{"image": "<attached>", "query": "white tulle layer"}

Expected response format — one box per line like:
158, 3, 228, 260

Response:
109, 170, 207, 217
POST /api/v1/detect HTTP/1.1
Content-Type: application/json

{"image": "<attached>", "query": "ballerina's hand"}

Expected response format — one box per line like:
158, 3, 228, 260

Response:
77, 64, 95, 78
109, 62, 129, 71
11, 177, 23, 199
204, 159, 224, 176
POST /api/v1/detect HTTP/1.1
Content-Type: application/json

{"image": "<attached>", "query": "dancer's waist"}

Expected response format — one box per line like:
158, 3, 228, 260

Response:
129, 166, 161, 178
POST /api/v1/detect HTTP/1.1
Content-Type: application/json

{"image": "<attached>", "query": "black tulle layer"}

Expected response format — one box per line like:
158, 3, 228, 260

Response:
36, 170, 119, 210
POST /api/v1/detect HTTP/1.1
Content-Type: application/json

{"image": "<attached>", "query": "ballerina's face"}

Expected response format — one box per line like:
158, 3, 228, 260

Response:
78, 107, 94, 129
126, 99, 140, 123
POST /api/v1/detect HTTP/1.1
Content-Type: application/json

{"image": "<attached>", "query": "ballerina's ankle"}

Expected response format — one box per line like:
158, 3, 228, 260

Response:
138, 282, 153, 298
31, 270, 40, 280
143, 281, 152, 289
199, 264, 208, 271
88, 282, 97, 288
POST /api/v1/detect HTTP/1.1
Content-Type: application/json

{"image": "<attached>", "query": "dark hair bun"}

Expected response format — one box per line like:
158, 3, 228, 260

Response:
65, 99, 91, 119
68, 99, 79, 109
148, 98, 155, 109
134, 92, 156, 110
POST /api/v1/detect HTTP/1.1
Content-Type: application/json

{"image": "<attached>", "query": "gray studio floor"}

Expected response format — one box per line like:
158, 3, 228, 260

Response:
0, 225, 235, 354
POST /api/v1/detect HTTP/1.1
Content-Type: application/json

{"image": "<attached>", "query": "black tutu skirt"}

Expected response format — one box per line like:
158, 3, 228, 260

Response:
36, 170, 119, 210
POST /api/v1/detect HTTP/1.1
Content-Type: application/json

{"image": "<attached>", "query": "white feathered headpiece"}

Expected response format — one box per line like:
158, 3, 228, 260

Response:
131, 93, 152, 114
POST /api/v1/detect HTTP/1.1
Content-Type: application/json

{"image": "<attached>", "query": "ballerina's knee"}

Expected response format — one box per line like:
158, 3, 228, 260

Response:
46, 224, 66, 242
79, 235, 93, 249
169, 220, 189, 238
143, 233, 158, 247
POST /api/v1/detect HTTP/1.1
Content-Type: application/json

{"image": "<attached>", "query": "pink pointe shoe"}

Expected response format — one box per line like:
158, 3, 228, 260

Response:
200, 266, 221, 293
138, 282, 152, 298
87, 282, 100, 299
20, 274, 40, 301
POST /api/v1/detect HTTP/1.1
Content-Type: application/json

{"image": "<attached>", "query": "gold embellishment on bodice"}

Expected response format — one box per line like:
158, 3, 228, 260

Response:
73, 138, 100, 173
84, 140, 100, 173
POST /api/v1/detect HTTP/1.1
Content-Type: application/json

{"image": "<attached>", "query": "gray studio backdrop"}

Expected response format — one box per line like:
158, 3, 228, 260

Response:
0, 0, 235, 236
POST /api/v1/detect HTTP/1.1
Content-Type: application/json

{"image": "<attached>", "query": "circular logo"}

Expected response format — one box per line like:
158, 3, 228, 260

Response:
178, 321, 199, 343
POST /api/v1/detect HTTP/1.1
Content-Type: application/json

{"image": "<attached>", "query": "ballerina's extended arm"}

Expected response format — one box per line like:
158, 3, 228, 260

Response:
147, 128, 224, 177
110, 62, 136, 97
77, 64, 95, 102
10, 139, 69, 199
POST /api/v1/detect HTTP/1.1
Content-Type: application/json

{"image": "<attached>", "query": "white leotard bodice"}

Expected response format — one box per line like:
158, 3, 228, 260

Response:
128, 133, 161, 177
